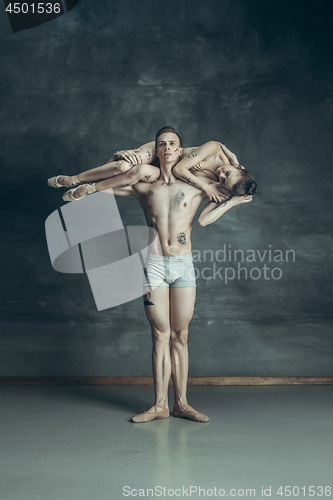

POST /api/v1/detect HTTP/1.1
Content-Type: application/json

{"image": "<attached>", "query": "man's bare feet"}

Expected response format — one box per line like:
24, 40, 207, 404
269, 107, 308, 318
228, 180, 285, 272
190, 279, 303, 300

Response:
173, 405, 209, 422
131, 404, 170, 423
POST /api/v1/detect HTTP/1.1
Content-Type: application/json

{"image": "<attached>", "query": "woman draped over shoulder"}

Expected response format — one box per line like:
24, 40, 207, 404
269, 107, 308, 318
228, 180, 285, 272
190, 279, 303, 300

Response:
47, 129, 257, 225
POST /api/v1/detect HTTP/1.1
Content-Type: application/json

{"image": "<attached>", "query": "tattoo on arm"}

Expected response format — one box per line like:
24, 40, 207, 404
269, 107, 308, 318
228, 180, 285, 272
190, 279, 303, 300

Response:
146, 150, 153, 161
177, 232, 187, 245
144, 175, 151, 181
148, 190, 154, 197
187, 153, 199, 159
181, 175, 198, 188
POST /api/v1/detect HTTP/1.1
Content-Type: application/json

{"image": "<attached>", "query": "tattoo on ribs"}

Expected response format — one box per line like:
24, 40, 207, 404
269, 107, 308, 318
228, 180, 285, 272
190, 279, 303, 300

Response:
174, 191, 185, 207
148, 190, 154, 197
177, 232, 187, 245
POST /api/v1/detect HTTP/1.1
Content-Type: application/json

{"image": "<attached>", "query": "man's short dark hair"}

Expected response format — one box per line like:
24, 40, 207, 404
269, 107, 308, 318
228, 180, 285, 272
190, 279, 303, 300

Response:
155, 126, 183, 148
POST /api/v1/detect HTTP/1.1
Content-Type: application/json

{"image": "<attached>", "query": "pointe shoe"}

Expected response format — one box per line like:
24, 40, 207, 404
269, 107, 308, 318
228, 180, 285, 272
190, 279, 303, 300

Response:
131, 404, 170, 423
173, 404, 209, 422
62, 183, 97, 202
48, 175, 80, 188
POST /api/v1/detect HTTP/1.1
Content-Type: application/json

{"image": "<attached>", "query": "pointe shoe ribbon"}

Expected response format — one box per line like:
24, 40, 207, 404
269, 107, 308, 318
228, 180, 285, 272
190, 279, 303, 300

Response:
62, 183, 97, 202
173, 405, 209, 422
131, 404, 170, 423
48, 175, 80, 188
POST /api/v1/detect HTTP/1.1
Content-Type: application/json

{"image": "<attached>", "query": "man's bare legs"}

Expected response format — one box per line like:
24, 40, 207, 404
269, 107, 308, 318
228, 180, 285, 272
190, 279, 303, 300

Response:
132, 285, 209, 423
131, 288, 171, 423
170, 287, 209, 422
146, 288, 172, 408
169, 287, 195, 408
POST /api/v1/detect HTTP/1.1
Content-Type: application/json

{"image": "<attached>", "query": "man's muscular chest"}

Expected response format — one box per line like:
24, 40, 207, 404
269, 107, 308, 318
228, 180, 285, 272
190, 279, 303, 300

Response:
142, 181, 194, 214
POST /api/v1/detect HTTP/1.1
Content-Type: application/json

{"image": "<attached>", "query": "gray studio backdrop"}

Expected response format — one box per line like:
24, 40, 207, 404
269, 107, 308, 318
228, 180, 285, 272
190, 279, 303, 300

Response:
1, 0, 332, 377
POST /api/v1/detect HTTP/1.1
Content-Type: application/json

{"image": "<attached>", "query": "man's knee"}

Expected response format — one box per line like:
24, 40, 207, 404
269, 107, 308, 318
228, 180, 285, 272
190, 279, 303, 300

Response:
152, 327, 170, 344
171, 328, 188, 346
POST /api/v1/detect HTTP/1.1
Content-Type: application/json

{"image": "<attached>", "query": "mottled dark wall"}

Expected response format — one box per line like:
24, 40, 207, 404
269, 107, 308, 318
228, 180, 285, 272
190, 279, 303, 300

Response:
1, 0, 332, 376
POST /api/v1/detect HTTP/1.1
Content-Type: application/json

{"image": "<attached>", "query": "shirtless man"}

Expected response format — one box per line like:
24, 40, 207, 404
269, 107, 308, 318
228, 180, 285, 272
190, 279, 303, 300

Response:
109, 127, 252, 423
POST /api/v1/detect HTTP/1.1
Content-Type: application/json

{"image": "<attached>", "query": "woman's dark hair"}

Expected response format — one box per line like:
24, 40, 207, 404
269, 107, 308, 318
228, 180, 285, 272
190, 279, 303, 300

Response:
231, 168, 258, 196
155, 126, 183, 148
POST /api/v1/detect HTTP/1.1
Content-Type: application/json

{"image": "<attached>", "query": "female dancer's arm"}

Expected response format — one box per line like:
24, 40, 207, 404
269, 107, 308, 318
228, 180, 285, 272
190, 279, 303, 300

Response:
219, 143, 242, 167
198, 194, 252, 227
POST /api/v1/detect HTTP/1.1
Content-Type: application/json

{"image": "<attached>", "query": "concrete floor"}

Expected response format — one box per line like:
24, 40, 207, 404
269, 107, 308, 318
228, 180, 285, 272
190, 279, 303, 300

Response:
1, 385, 332, 500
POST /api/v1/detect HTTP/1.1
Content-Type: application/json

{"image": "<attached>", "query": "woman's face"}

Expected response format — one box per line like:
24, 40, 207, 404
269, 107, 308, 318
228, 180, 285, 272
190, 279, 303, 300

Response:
217, 165, 242, 192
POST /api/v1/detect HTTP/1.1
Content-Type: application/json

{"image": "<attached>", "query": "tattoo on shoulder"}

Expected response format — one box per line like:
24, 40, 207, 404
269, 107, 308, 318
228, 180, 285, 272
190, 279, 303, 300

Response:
177, 232, 187, 245
148, 190, 154, 197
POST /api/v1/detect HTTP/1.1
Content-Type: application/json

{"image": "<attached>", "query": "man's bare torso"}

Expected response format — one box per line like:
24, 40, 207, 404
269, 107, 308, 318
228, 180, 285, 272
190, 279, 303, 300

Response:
132, 177, 207, 256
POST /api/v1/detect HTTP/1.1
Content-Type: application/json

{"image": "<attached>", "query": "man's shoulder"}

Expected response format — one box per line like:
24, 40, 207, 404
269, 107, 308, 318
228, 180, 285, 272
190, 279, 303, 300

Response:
132, 181, 155, 195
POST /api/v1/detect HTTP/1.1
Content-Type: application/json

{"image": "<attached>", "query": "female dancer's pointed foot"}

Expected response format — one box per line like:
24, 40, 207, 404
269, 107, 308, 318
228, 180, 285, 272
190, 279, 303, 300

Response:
173, 405, 209, 422
48, 175, 80, 188
62, 183, 97, 202
131, 405, 170, 423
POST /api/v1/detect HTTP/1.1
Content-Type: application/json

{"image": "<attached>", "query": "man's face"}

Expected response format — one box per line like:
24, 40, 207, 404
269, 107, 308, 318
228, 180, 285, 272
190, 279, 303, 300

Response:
216, 165, 242, 192
155, 132, 183, 164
